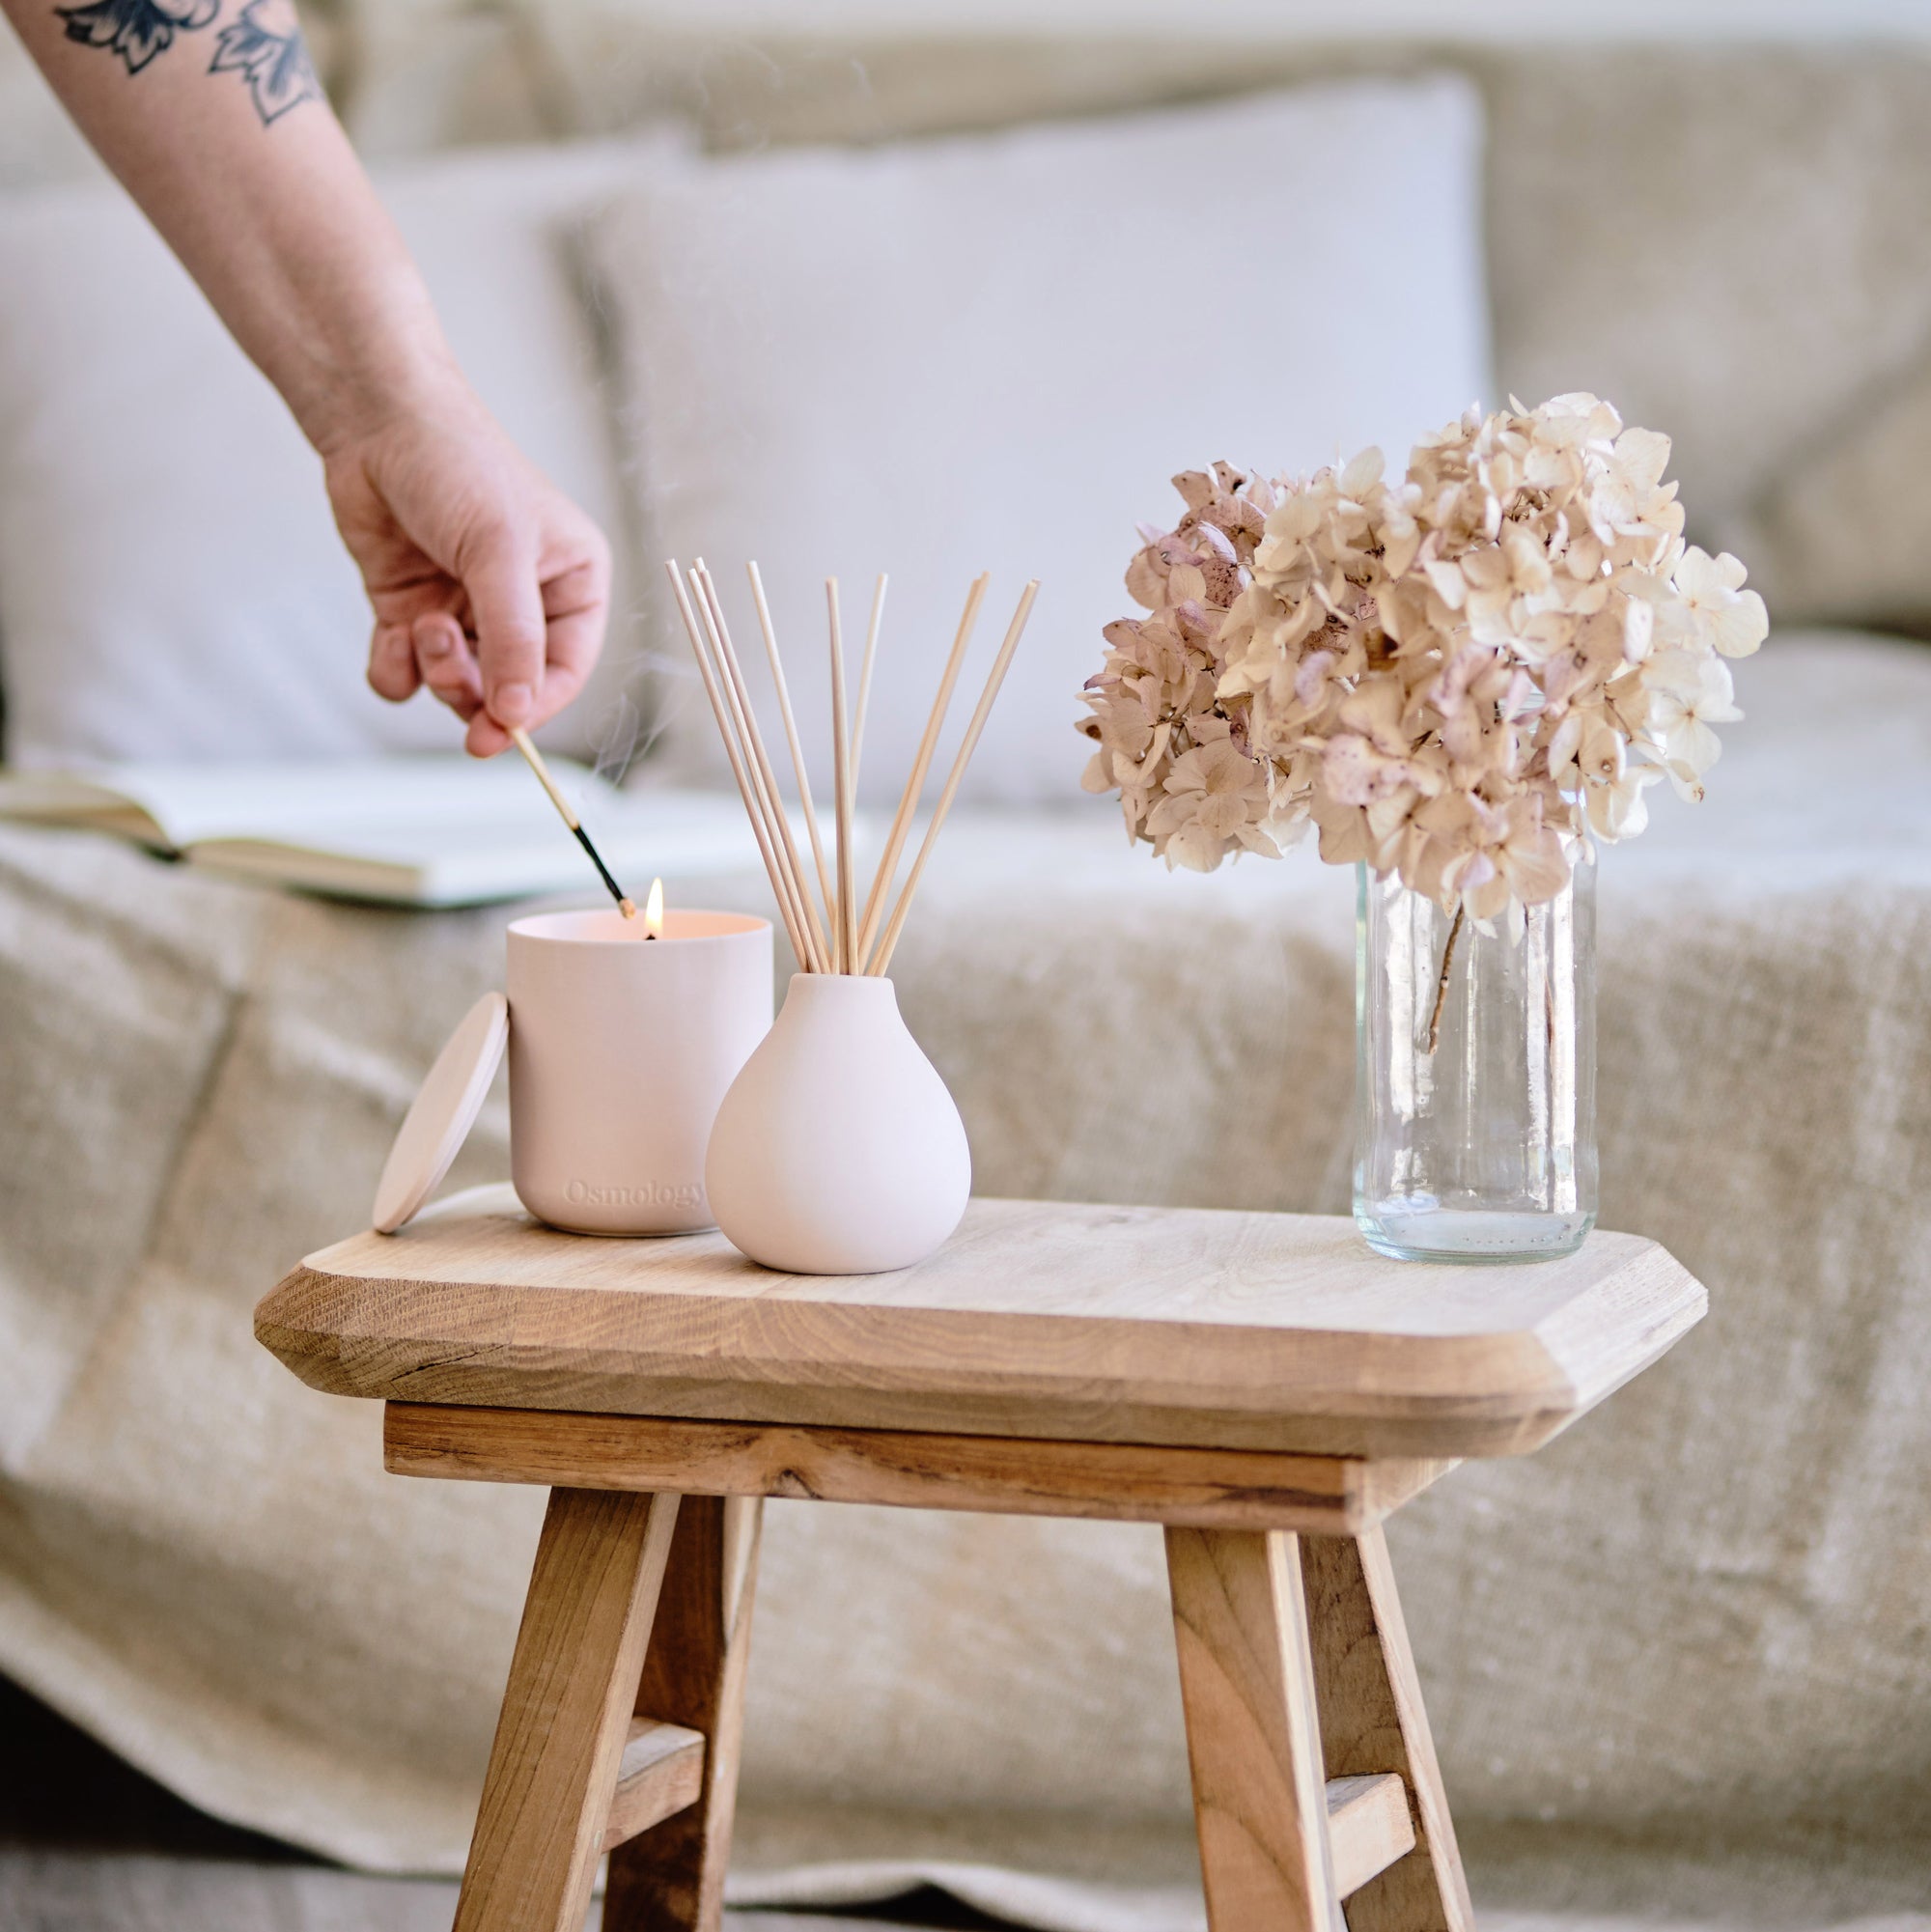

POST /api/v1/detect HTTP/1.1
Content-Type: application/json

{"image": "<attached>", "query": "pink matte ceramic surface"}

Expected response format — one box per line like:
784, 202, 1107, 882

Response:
508, 908, 772, 1235
705, 973, 971, 1274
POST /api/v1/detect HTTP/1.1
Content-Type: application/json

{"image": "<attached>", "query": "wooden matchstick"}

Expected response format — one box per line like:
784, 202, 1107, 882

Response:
747, 562, 837, 944
690, 565, 828, 972
870, 579, 1039, 977
826, 578, 856, 974
663, 561, 812, 969
849, 573, 888, 798
854, 573, 989, 970
509, 725, 636, 918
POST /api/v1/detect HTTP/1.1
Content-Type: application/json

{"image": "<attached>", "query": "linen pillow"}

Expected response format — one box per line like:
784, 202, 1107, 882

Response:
0, 140, 672, 768
1726, 356, 1931, 634
589, 77, 1491, 805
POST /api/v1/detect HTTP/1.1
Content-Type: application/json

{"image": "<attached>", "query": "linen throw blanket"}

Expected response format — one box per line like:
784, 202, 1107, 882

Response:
1, 632, 1927, 1931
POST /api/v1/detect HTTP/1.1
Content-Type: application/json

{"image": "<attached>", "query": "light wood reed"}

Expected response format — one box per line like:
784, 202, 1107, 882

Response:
854, 574, 987, 969
690, 565, 829, 973
849, 574, 888, 797
826, 579, 856, 973
667, 561, 1033, 978
746, 563, 836, 946
869, 578, 1039, 975
688, 567, 812, 966
663, 563, 810, 966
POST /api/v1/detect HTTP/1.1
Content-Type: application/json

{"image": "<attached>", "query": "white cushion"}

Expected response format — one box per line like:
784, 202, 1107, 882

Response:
1729, 351, 1931, 630
590, 78, 1491, 805
0, 140, 670, 768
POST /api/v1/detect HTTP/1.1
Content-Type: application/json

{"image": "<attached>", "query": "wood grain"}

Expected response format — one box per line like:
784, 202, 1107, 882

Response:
1301, 1527, 1475, 1932
382, 1403, 1453, 1533
453, 1488, 680, 1932
602, 1719, 706, 1853
257, 1187, 1706, 1460
1324, 1775, 1415, 1901
603, 1497, 762, 1932
1165, 1527, 1339, 1932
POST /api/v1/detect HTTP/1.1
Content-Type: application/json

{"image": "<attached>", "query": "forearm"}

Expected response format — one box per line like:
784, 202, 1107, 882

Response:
0, 0, 456, 450
5, 0, 612, 746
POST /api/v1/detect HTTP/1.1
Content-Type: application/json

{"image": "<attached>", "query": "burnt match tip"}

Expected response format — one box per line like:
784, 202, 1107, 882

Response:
619, 898, 637, 918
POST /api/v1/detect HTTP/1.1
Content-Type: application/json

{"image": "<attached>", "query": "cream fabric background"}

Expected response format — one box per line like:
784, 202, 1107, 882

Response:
1, 633, 1927, 1928
0, 144, 658, 768
298, 24, 1931, 639
5, 29, 1931, 720
587, 78, 1490, 807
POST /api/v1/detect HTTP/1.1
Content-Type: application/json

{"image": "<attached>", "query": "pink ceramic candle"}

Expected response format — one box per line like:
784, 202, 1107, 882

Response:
507, 907, 771, 1235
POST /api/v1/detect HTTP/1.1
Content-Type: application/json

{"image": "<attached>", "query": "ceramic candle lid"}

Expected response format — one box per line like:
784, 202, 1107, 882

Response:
373, 992, 509, 1235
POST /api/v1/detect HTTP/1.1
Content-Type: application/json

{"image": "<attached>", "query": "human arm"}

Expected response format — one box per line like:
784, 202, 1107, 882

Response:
0, 0, 609, 753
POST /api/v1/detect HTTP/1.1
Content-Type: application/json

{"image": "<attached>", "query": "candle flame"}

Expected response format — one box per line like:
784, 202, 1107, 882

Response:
644, 876, 665, 939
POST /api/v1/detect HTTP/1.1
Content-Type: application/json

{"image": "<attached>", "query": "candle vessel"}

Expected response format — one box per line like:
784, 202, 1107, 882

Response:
508, 907, 771, 1235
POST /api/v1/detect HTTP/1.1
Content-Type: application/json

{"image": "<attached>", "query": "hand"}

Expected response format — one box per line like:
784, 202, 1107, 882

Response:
323, 382, 612, 756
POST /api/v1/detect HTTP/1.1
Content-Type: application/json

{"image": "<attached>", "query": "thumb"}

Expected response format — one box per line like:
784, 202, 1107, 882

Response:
464, 530, 546, 735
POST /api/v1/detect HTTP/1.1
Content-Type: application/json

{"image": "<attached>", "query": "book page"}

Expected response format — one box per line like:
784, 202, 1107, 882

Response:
0, 756, 621, 852
183, 788, 762, 907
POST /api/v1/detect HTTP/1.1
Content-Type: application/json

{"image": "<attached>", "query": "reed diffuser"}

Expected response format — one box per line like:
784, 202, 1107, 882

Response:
666, 559, 1039, 1274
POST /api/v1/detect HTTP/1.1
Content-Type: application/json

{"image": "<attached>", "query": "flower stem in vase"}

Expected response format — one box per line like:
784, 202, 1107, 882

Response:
1426, 902, 1466, 1056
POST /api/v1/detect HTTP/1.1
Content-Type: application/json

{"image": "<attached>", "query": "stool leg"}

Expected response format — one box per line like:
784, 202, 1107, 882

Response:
1301, 1526, 1474, 1932
453, 1487, 682, 1932
603, 1495, 764, 1932
1165, 1526, 1342, 1932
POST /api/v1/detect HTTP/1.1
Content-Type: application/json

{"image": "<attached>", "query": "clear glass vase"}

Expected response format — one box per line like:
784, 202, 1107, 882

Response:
1354, 859, 1596, 1264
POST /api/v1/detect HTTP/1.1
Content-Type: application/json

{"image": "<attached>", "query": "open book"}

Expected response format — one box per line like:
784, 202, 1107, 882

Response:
0, 757, 761, 909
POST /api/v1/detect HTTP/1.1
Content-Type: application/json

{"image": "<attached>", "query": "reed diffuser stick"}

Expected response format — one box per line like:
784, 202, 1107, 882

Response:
663, 562, 812, 967
855, 573, 988, 968
693, 565, 829, 971
870, 579, 1040, 977
509, 725, 636, 918
747, 562, 837, 941
691, 564, 826, 973
671, 558, 1037, 978
849, 573, 888, 797
688, 570, 787, 881
826, 578, 857, 974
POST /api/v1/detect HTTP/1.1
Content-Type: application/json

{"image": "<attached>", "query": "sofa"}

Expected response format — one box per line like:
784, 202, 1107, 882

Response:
1, 14, 1928, 1931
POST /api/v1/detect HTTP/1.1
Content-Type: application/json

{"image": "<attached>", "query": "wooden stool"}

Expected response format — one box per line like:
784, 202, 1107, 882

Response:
257, 1188, 1703, 1932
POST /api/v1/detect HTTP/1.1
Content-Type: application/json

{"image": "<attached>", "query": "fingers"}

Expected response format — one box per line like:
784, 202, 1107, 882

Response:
530, 550, 610, 721
465, 707, 514, 757
367, 622, 421, 702
343, 397, 612, 756
462, 522, 610, 757
463, 530, 548, 741
412, 612, 485, 722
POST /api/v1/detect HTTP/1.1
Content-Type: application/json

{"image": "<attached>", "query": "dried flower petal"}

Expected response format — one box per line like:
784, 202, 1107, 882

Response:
1080, 395, 1758, 911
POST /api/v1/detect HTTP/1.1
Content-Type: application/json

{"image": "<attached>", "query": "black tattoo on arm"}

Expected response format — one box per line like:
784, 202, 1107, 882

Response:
54, 0, 216, 73
209, 0, 321, 126
52, 0, 321, 126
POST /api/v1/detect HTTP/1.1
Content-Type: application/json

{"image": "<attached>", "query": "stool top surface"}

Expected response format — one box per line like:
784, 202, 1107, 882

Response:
257, 1185, 1703, 1458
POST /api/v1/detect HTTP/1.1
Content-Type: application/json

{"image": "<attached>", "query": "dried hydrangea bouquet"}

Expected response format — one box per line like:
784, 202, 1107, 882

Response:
1080, 394, 1767, 1262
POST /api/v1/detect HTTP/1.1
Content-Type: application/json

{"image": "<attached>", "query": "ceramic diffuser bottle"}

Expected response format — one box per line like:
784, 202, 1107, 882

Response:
706, 974, 969, 1274
666, 558, 1038, 1276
